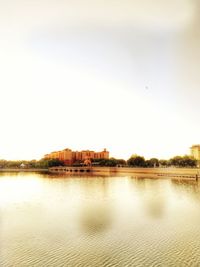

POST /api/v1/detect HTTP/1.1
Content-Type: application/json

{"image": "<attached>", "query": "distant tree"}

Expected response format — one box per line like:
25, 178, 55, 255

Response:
97, 158, 118, 167
115, 159, 127, 166
28, 160, 37, 168
106, 158, 118, 167
146, 158, 159, 167
6, 160, 21, 168
180, 155, 197, 167
168, 156, 182, 167
92, 158, 124, 167
127, 155, 146, 167
0, 160, 7, 168
168, 155, 197, 168
159, 159, 168, 167
36, 159, 65, 168
48, 159, 65, 167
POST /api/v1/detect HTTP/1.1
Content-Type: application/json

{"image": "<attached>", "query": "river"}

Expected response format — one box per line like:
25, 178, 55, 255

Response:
0, 172, 200, 266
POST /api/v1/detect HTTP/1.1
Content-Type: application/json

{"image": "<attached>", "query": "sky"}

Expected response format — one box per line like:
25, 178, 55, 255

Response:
0, 0, 200, 160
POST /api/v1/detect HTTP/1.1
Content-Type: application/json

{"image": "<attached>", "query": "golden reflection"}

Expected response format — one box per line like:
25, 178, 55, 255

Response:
70, 178, 112, 235
80, 201, 111, 235
130, 179, 168, 219
1, 173, 200, 267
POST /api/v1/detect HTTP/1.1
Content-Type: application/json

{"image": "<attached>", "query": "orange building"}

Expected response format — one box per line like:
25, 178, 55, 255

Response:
44, 148, 109, 165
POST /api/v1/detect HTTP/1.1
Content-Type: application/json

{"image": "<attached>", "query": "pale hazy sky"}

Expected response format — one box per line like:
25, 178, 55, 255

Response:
0, 0, 200, 160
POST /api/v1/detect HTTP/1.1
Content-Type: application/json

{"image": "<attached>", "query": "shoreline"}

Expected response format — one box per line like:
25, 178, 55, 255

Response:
0, 168, 48, 172
0, 167, 199, 180
49, 166, 200, 180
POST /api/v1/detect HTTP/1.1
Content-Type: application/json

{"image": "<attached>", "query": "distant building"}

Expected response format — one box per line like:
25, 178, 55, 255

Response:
20, 163, 26, 168
44, 148, 109, 165
190, 145, 200, 164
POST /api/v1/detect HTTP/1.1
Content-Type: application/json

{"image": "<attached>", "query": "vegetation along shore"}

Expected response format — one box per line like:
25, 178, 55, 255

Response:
0, 154, 197, 170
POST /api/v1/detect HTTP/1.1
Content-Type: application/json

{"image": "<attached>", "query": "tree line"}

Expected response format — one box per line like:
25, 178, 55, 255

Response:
0, 155, 197, 169
92, 155, 197, 168
0, 159, 64, 169
126, 155, 197, 168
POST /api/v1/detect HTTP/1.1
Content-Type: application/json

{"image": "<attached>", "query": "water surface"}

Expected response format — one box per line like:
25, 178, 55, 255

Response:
0, 172, 200, 266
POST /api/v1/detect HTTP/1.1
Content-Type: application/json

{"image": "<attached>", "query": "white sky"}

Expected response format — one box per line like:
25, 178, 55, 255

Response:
0, 0, 200, 160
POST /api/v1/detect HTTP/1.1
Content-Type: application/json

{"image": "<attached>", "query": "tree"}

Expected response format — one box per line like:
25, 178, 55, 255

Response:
98, 158, 118, 167
91, 158, 125, 167
146, 158, 159, 167
168, 156, 182, 167
168, 155, 197, 168
106, 158, 118, 167
36, 159, 65, 168
159, 159, 168, 167
127, 155, 146, 167
180, 155, 197, 167
115, 159, 127, 166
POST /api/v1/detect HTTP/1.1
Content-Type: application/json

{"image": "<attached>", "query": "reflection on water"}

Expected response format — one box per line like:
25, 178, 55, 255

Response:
1, 173, 200, 266
80, 201, 111, 235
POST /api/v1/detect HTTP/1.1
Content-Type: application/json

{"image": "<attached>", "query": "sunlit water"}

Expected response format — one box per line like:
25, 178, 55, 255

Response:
0, 172, 200, 266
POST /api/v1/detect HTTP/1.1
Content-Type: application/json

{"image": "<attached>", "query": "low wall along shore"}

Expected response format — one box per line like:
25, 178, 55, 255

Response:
49, 166, 200, 180
0, 167, 199, 180
0, 169, 48, 172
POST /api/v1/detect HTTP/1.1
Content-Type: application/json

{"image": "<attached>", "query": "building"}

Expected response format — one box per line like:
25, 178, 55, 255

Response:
44, 148, 109, 165
190, 145, 200, 162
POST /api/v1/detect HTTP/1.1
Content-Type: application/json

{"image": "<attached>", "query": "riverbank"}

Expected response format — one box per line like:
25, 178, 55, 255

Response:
0, 168, 48, 172
49, 166, 200, 180
0, 167, 199, 180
